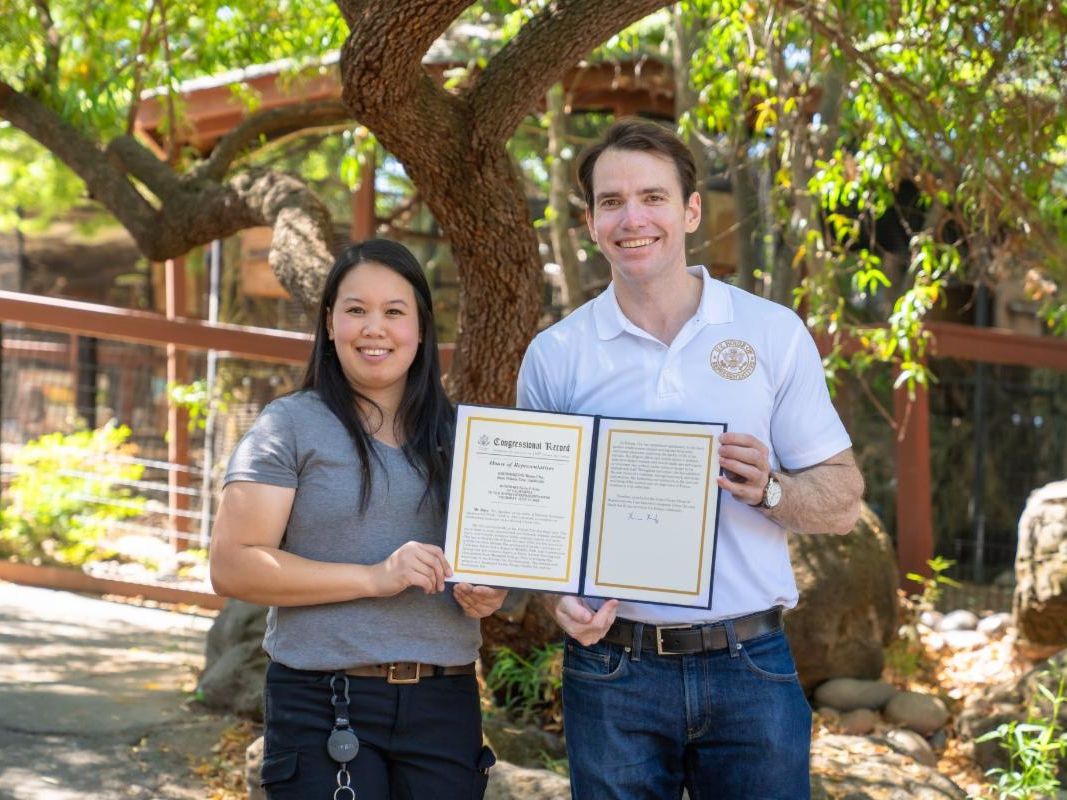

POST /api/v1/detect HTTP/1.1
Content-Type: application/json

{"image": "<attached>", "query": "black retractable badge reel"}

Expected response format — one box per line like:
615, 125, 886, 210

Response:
328, 672, 360, 800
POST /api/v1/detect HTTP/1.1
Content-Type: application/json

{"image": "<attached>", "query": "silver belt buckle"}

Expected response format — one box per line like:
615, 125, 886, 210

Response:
655, 624, 692, 656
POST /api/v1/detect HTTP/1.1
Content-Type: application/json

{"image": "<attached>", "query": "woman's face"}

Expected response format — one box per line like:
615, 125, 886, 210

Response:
326, 261, 421, 410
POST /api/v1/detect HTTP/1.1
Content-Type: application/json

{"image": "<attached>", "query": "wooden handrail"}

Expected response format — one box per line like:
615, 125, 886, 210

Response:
0, 290, 456, 371
0, 290, 311, 363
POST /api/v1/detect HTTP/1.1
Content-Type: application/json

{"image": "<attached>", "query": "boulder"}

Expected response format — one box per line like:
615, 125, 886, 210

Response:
205, 600, 268, 666
787, 503, 899, 692
482, 715, 567, 768
838, 708, 880, 736
883, 728, 937, 767
810, 734, 965, 799
198, 600, 269, 719
1014, 481, 1067, 647
198, 640, 269, 720
813, 678, 898, 712
485, 761, 570, 800
884, 691, 951, 736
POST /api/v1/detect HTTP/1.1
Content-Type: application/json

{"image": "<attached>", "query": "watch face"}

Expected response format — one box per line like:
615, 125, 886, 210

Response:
764, 478, 783, 508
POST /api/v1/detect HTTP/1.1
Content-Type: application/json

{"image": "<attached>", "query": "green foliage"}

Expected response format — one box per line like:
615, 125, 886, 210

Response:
906, 555, 962, 611
885, 557, 961, 681
0, 0, 346, 227
0, 424, 147, 566
485, 643, 563, 727
975, 669, 1067, 800
167, 379, 230, 431
683, 0, 1067, 390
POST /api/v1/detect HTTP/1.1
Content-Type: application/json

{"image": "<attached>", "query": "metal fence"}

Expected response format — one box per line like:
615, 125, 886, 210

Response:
842, 353, 1067, 612
0, 294, 310, 592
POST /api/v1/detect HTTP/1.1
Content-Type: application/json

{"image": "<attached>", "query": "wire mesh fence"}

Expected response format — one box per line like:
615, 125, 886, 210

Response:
840, 355, 1067, 613
0, 322, 302, 589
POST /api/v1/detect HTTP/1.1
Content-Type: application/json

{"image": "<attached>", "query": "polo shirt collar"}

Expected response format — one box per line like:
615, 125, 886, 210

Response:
592, 266, 734, 341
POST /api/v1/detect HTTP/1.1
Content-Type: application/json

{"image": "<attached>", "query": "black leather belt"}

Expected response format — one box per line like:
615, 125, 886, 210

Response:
602, 606, 783, 656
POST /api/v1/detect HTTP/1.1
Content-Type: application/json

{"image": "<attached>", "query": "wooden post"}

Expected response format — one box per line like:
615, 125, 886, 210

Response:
350, 152, 377, 242
894, 377, 933, 586
165, 257, 190, 552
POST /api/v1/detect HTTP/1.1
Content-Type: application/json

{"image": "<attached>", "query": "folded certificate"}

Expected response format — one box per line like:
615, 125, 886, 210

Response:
444, 404, 726, 608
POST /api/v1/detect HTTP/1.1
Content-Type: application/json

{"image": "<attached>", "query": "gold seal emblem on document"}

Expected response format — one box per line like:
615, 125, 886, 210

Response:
710, 339, 757, 380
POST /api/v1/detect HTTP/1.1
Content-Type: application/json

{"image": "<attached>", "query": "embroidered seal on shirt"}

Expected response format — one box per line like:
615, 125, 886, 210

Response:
710, 339, 757, 381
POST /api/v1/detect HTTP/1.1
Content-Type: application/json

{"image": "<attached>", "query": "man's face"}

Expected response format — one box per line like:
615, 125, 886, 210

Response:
586, 148, 701, 287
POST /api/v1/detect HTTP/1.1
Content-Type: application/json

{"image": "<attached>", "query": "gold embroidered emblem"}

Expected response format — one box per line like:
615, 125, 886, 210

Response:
710, 339, 757, 380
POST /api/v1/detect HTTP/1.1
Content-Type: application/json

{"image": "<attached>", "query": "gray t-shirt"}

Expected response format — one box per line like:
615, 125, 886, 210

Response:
223, 390, 480, 670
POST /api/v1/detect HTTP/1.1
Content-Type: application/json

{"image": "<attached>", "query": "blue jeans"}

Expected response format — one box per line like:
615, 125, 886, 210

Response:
562, 626, 811, 800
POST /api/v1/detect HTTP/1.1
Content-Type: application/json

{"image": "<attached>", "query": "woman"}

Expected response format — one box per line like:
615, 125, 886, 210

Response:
210, 239, 506, 799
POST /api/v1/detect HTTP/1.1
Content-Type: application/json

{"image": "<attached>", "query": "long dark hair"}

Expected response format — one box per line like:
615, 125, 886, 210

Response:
302, 239, 453, 512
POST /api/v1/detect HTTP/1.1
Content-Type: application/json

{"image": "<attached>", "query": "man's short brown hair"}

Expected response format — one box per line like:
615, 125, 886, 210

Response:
577, 118, 697, 210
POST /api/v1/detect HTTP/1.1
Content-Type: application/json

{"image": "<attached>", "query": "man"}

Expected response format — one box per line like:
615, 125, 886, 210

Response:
516, 119, 864, 799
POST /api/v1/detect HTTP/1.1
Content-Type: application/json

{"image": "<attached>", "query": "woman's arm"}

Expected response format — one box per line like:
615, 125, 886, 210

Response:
209, 481, 451, 606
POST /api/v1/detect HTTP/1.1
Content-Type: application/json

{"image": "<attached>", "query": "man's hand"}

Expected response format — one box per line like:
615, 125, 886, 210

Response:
717, 432, 771, 506
555, 595, 619, 646
453, 584, 508, 618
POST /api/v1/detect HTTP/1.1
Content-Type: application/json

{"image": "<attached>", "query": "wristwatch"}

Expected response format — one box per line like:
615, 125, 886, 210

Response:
759, 474, 783, 509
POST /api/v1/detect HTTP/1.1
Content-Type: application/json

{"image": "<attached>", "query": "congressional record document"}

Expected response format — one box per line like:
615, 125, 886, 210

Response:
444, 404, 726, 608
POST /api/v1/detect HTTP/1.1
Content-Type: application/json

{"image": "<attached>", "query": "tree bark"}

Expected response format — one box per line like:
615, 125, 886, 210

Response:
337, 0, 672, 402
0, 80, 340, 308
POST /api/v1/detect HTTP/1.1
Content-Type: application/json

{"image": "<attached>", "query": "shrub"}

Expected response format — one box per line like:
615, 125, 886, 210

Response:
0, 424, 146, 566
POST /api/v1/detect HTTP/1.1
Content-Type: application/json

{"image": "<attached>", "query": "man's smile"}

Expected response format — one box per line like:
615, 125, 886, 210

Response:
617, 237, 658, 249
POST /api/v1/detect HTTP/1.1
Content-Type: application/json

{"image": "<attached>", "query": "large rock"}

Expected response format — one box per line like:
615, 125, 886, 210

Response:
197, 600, 268, 719
482, 715, 566, 768
788, 503, 899, 692
884, 691, 950, 736
485, 761, 570, 800
811, 734, 965, 799
814, 677, 898, 712
1014, 481, 1067, 647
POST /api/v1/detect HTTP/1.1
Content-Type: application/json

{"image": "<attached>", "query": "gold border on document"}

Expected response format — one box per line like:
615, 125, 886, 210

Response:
593, 428, 716, 596
453, 413, 584, 583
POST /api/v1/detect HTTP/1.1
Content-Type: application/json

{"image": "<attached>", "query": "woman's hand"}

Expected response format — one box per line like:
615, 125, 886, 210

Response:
453, 584, 508, 619
373, 541, 452, 596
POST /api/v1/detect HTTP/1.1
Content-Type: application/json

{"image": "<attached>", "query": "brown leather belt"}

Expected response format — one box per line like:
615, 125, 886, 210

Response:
344, 661, 476, 684
602, 606, 784, 656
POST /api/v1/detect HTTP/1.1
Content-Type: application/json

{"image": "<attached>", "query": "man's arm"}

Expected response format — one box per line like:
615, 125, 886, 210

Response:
770, 448, 864, 534
717, 434, 864, 534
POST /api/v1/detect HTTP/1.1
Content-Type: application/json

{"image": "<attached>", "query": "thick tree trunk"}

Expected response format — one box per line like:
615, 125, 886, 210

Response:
413, 148, 542, 404
337, 0, 672, 402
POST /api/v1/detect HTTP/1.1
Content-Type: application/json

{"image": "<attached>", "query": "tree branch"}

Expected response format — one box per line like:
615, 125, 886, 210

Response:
0, 80, 158, 244
337, 0, 469, 106
105, 135, 184, 199
469, 0, 672, 145
190, 98, 352, 181
125, 0, 161, 135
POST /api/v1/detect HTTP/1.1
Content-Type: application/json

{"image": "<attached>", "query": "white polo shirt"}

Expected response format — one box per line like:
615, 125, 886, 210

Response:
517, 266, 852, 625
